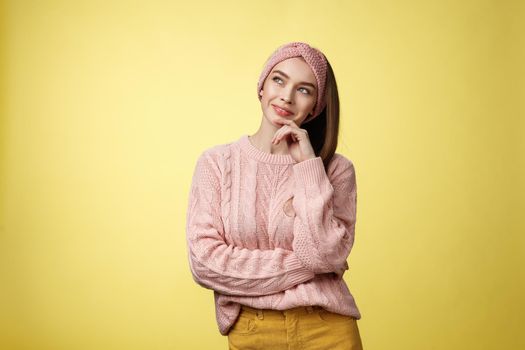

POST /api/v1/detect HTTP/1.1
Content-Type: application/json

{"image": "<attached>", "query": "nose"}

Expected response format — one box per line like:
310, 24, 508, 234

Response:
280, 87, 293, 104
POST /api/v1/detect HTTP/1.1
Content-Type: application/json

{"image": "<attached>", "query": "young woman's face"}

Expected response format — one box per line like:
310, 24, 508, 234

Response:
259, 57, 318, 126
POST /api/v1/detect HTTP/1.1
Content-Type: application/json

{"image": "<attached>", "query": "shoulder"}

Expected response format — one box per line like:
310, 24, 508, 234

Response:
328, 153, 355, 174
193, 138, 237, 176
326, 153, 356, 185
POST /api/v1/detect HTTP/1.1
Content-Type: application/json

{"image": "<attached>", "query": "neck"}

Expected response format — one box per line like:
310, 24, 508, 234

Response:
249, 115, 290, 155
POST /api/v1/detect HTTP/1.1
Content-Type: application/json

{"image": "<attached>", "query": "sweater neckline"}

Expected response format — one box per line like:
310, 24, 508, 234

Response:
238, 134, 297, 165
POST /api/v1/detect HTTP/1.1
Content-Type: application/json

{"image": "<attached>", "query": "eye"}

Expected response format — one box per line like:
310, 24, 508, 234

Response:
272, 76, 311, 95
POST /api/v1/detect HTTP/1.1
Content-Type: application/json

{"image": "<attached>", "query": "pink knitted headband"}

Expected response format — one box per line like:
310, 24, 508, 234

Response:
257, 42, 328, 123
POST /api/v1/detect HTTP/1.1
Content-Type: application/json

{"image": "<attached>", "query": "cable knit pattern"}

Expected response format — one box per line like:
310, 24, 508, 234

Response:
185, 134, 361, 335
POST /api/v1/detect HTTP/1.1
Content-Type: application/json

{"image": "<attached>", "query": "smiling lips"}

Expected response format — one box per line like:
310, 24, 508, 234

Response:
272, 104, 293, 117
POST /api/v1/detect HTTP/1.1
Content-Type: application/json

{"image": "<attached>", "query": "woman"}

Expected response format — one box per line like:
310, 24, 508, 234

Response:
186, 42, 363, 349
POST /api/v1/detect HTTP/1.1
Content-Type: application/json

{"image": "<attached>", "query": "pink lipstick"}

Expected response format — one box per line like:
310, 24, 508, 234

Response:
272, 104, 293, 117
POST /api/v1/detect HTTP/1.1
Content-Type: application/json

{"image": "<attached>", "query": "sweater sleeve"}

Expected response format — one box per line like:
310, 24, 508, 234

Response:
291, 155, 357, 275
185, 151, 316, 296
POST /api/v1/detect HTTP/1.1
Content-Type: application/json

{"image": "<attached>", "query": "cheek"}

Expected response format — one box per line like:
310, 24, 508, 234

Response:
263, 83, 278, 96
261, 88, 279, 105
299, 96, 316, 110
260, 92, 271, 105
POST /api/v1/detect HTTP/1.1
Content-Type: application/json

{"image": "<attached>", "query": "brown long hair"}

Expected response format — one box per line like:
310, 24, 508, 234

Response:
301, 58, 339, 171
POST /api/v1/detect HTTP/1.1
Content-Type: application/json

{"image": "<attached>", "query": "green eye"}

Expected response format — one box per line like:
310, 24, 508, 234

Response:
273, 76, 311, 95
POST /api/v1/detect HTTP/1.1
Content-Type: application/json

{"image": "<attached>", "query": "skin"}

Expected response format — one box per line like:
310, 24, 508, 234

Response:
249, 57, 320, 163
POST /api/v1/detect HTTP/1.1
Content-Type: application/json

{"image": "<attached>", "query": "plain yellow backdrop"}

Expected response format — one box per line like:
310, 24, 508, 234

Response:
1, 0, 524, 349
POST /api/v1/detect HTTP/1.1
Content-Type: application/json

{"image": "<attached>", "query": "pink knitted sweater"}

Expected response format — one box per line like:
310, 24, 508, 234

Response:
185, 134, 361, 335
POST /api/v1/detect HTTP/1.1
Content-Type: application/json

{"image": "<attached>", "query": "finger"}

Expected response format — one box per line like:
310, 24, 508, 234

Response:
279, 127, 301, 145
275, 126, 290, 143
272, 127, 285, 143
272, 126, 284, 141
274, 127, 291, 144
288, 120, 298, 128
287, 131, 299, 145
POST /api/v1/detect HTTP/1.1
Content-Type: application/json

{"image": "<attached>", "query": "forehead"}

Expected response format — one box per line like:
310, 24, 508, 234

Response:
270, 57, 317, 85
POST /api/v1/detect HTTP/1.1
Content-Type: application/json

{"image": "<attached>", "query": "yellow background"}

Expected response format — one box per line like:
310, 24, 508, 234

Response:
1, 0, 524, 349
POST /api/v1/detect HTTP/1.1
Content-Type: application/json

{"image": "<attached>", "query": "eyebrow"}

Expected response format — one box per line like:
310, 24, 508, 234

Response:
272, 70, 317, 90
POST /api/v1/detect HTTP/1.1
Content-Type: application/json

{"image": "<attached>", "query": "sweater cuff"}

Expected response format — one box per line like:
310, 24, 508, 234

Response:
292, 157, 327, 186
284, 252, 316, 282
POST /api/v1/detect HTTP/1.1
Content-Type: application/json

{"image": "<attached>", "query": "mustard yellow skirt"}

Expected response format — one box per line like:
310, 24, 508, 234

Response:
228, 305, 363, 350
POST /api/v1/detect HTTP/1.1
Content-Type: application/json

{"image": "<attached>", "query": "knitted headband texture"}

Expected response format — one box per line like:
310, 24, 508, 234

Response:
257, 42, 328, 123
